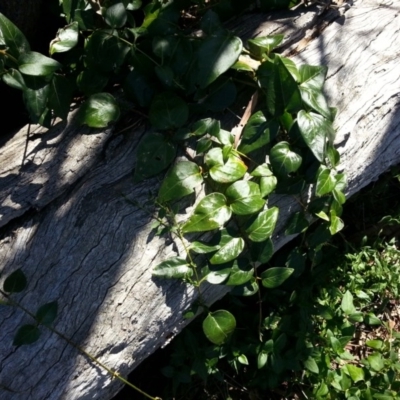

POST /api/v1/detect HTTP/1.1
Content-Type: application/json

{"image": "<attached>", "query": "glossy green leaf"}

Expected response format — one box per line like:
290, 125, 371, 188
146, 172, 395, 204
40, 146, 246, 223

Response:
209, 155, 247, 183
270, 142, 302, 177
158, 161, 203, 203
366, 339, 384, 350
190, 241, 220, 254
149, 92, 188, 130
365, 313, 381, 326
202, 310, 236, 345
105, 3, 127, 28
48, 74, 73, 120
299, 64, 328, 91
260, 176, 277, 198
77, 69, 108, 97
316, 167, 336, 197
182, 193, 232, 233
300, 87, 331, 120
367, 353, 385, 372
348, 312, 363, 323
304, 357, 319, 374
238, 112, 278, 156
2, 68, 26, 90
153, 257, 192, 279
258, 57, 302, 117
341, 290, 356, 315
205, 147, 224, 168
196, 138, 212, 154
134, 132, 176, 182
231, 278, 259, 296
285, 212, 309, 235
22, 78, 50, 123
13, 324, 41, 346
77, 93, 120, 128
36, 301, 58, 326
0, 13, 30, 60
297, 111, 335, 161
226, 181, 265, 215
50, 22, 79, 55
247, 35, 283, 59
209, 237, 245, 265
329, 210, 344, 235
261, 267, 293, 288
206, 268, 231, 284
279, 57, 300, 82
344, 364, 364, 383
195, 33, 242, 89
191, 118, 220, 137
250, 239, 274, 264
251, 164, 273, 177
238, 354, 249, 365
327, 144, 340, 167
246, 207, 279, 242
3, 269, 27, 293
85, 30, 130, 72
19, 52, 62, 76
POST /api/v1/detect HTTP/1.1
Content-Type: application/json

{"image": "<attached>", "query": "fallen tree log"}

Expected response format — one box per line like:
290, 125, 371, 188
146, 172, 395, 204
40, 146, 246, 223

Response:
0, 0, 399, 399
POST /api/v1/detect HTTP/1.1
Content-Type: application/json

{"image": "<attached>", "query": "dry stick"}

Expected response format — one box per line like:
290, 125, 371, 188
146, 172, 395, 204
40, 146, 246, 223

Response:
0, 290, 162, 400
233, 91, 259, 150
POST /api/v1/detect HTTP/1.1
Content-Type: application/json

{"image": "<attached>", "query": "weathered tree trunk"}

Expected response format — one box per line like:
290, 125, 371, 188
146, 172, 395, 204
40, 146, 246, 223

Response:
0, 1, 399, 399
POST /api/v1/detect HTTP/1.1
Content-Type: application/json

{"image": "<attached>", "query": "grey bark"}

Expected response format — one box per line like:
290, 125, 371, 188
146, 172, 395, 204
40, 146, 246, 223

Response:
0, 1, 399, 399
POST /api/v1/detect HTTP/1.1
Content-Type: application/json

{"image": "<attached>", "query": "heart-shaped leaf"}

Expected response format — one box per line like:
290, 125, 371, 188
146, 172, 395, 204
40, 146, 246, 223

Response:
149, 92, 189, 130
316, 167, 336, 197
270, 142, 302, 177
299, 64, 328, 91
104, 3, 127, 28
209, 155, 247, 183
13, 324, 41, 346
77, 93, 120, 128
261, 267, 294, 288
202, 310, 236, 345
226, 181, 265, 215
260, 176, 277, 198
2, 68, 26, 90
209, 237, 245, 264
247, 35, 283, 59
134, 132, 176, 182
225, 260, 254, 286
300, 87, 331, 120
245, 207, 279, 242
19, 52, 62, 76
158, 161, 203, 203
50, 22, 79, 55
0, 13, 30, 60
153, 257, 192, 279
3, 269, 27, 293
182, 193, 232, 233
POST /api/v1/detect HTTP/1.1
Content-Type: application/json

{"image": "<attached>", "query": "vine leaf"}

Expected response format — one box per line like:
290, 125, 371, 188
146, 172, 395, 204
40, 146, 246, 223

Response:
153, 257, 192, 279
225, 260, 254, 286
206, 268, 231, 285
245, 207, 279, 242
226, 180, 265, 215
104, 2, 127, 28
260, 176, 277, 198
22, 77, 50, 124
48, 74, 73, 120
202, 310, 236, 345
0, 13, 30, 60
182, 193, 232, 233
285, 212, 309, 235
209, 237, 245, 264
19, 52, 62, 76
3, 269, 27, 293
158, 161, 203, 203
134, 132, 176, 182
2, 69, 26, 90
316, 167, 336, 197
299, 64, 327, 91
36, 301, 58, 326
190, 241, 220, 254
297, 111, 335, 161
149, 92, 189, 130
250, 238, 274, 264
231, 279, 259, 297
50, 22, 79, 55
13, 325, 41, 346
247, 34, 283, 59
209, 154, 247, 183
195, 33, 242, 89
261, 267, 294, 288
77, 92, 120, 128
270, 142, 302, 177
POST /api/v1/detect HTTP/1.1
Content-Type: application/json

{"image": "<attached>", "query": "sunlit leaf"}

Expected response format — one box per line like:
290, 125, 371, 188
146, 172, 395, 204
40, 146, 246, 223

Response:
270, 142, 302, 177
261, 267, 293, 288
77, 93, 120, 128
153, 257, 192, 279
0, 13, 30, 60
299, 64, 328, 91
209, 237, 245, 264
245, 207, 279, 242
182, 193, 232, 233
209, 155, 247, 183
316, 167, 336, 197
158, 161, 203, 203
50, 22, 79, 55
226, 181, 265, 215
247, 35, 283, 59
202, 310, 236, 345
19, 52, 62, 76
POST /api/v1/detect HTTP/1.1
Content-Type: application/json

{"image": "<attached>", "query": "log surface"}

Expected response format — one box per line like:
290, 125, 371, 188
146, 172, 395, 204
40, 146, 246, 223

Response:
0, 1, 399, 399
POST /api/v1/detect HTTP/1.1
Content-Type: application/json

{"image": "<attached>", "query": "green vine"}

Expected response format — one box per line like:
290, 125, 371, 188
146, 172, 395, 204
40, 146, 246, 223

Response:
0, 0, 346, 397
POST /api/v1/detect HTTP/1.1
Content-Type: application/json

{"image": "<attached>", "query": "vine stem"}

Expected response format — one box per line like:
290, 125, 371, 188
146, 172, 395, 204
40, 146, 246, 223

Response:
0, 290, 162, 400
0, 49, 19, 65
